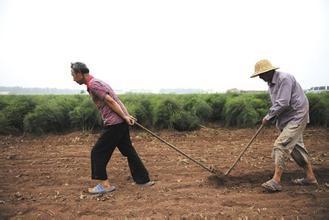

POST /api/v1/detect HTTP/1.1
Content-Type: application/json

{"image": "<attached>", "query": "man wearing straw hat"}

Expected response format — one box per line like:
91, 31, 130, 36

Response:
251, 59, 318, 192
71, 62, 154, 194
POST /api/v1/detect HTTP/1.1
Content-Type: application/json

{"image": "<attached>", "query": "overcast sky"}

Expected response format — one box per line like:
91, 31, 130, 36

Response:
0, 0, 328, 92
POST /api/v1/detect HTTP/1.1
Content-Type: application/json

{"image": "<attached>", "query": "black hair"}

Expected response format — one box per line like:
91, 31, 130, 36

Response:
71, 62, 89, 74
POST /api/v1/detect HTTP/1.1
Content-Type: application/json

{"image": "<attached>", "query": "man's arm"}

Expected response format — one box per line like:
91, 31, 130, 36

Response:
117, 100, 129, 115
104, 94, 135, 125
263, 77, 292, 124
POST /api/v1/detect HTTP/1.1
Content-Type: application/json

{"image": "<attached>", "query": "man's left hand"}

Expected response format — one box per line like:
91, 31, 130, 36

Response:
262, 117, 269, 125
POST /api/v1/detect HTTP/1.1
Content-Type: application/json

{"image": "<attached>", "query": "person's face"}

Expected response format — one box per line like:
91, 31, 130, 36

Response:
259, 70, 274, 83
71, 69, 84, 85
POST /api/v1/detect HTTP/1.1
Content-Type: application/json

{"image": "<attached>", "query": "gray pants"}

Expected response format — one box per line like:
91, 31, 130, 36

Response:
272, 116, 309, 169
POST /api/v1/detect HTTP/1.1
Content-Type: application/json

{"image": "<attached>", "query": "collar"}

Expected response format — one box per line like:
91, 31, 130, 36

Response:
85, 75, 94, 88
268, 71, 278, 87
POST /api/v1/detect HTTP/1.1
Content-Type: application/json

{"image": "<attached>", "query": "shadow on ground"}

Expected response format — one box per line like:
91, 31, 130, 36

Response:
207, 167, 329, 188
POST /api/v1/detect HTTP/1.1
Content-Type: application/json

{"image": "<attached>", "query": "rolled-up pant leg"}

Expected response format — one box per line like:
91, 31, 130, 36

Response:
291, 136, 309, 168
272, 118, 308, 170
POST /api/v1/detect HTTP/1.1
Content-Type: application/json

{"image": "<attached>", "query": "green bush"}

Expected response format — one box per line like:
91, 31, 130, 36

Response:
69, 98, 101, 131
1, 92, 329, 134
24, 96, 77, 134
183, 98, 212, 122
182, 97, 198, 112
0, 98, 9, 111
252, 92, 270, 101
307, 92, 329, 127
154, 99, 181, 129
194, 101, 213, 122
249, 95, 270, 119
172, 111, 200, 131
223, 95, 261, 127
0, 112, 12, 134
1, 96, 36, 132
133, 99, 154, 128
205, 94, 226, 121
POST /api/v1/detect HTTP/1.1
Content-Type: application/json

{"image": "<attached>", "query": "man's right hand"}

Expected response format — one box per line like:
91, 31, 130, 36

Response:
124, 115, 136, 126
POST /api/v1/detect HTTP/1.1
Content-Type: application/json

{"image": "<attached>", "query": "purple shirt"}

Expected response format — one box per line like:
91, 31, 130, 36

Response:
265, 71, 309, 130
87, 76, 127, 126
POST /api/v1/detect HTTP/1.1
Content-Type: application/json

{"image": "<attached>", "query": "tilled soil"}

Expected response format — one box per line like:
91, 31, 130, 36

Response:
0, 126, 328, 219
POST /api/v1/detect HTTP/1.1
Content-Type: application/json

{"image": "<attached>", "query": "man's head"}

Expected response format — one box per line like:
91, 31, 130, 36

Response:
259, 69, 275, 83
250, 59, 279, 83
71, 62, 89, 85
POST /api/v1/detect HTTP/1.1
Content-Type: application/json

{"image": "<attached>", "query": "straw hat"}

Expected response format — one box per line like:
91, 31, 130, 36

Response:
251, 59, 279, 78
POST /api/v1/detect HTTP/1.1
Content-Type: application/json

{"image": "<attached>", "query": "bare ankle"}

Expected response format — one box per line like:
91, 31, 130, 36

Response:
273, 177, 281, 183
306, 176, 317, 181
101, 180, 111, 187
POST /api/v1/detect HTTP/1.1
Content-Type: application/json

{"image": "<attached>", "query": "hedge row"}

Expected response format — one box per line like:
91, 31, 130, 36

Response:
0, 92, 328, 134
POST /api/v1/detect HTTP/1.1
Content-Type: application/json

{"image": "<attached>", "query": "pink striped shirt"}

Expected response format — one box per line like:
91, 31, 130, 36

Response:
86, 75, 127, 126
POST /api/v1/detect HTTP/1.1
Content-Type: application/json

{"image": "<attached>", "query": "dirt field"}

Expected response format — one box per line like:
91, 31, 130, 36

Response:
0, 126, 328, 219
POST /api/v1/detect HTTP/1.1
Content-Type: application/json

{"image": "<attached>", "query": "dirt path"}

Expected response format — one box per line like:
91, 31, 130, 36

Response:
0, 126, 328, 219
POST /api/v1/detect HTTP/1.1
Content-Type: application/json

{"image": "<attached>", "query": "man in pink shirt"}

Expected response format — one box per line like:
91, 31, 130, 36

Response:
71, 62, 154, 194
251, 59, 317, 192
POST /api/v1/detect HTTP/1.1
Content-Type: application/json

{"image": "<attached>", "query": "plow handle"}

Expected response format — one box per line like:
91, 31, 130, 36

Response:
134, 121, 215, 174
224, 124, 264, 176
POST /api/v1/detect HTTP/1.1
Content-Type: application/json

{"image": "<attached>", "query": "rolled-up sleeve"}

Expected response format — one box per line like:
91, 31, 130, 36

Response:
266, 77, 292, 120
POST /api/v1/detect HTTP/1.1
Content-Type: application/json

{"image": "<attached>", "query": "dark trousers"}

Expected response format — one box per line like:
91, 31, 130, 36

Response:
91, 122, 150, 184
